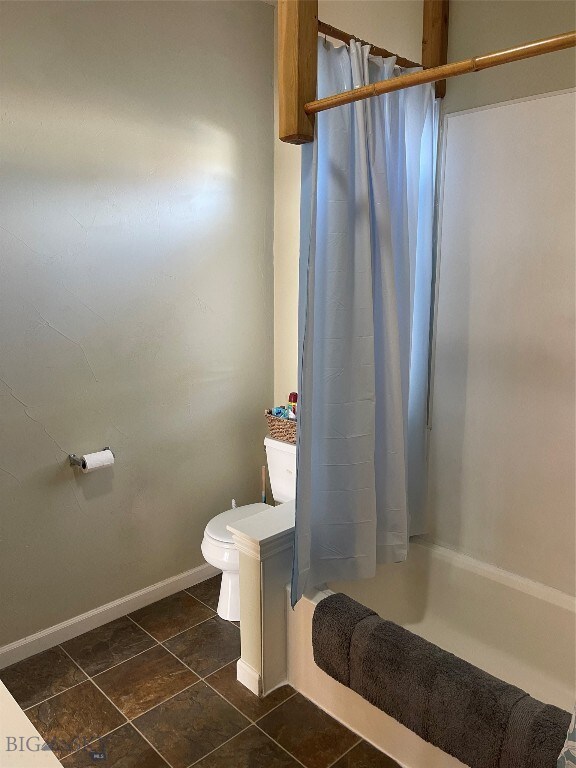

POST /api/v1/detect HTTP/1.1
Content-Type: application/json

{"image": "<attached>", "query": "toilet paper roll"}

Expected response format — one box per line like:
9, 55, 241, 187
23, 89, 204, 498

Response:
81, 449, 114, 473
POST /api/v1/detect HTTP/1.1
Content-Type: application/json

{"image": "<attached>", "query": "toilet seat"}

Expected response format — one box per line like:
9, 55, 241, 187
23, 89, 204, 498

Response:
205, 502, 272, 544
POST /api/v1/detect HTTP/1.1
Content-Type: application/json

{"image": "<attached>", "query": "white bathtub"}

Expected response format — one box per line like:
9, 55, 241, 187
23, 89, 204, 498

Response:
287, 540, 574, 768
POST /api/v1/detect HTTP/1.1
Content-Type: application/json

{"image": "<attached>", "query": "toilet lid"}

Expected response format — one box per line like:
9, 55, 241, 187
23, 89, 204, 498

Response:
205, 503, 272, 543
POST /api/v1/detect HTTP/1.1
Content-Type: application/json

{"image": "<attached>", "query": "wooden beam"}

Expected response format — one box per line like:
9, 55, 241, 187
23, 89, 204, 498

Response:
278, 0, 318, 144
304, 30, 576, 114
422, 0, 449, 97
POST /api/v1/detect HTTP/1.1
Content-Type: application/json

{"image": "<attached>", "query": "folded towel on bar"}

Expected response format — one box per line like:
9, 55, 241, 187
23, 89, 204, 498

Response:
350, 612, 527, 767
500, 696, 572, 768
312, 591, 376, 687
313, 592, 571, 768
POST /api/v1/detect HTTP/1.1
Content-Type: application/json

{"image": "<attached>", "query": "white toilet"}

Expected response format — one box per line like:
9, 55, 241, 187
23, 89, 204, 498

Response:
201, 437, 296, 621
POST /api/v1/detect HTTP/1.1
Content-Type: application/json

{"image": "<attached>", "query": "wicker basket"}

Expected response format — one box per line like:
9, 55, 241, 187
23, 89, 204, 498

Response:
265, 410, 297, 445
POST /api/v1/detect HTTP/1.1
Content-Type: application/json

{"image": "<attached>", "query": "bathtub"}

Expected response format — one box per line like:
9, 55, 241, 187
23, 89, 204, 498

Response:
286, 540, 574, 768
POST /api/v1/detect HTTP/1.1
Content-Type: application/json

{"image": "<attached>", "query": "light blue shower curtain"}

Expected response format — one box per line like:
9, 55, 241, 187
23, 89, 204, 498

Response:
292, 39, 438, 605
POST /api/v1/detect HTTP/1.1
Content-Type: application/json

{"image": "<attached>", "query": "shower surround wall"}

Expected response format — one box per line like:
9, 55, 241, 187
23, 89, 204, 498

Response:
0, 1, 274, 648
427, 0, 576, 593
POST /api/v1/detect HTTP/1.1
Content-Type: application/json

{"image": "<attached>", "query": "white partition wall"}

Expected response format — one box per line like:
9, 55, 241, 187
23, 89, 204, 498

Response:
428, 89, 576, 596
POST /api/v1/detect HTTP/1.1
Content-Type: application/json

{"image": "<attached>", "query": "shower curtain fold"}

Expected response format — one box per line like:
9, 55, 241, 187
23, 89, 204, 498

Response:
292, 40, 438, 606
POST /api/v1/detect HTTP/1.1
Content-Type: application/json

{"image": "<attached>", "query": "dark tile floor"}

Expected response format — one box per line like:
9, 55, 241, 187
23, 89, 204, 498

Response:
0, 575, 400, 768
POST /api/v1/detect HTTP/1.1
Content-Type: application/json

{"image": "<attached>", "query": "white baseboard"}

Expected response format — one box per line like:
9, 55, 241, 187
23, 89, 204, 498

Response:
0, 563, 220, 670
236, 658, 261, 696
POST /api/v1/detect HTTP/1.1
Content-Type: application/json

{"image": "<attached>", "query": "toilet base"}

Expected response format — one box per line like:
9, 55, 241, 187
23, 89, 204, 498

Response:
217, 571, 240, 622
201, 533, 241, 623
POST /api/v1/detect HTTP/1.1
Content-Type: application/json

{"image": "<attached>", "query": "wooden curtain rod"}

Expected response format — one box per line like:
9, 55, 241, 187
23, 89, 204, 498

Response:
317, 20, 422, 69
305, 30, 576, 115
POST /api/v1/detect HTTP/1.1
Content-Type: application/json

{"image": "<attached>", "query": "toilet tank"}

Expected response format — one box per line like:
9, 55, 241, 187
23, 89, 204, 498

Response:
264, 437, 296, 503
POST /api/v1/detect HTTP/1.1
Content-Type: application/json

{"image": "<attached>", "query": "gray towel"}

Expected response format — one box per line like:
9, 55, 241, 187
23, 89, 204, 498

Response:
312, 593, 571, 768
312, 592, 375, 686
499, 695, 571, 768
349, 616, 527, 768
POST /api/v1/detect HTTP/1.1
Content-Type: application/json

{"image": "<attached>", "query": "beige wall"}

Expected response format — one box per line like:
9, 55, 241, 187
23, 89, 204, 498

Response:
0, 0, 274, 646
443, 0, 576, 115
273, 1, 423, 403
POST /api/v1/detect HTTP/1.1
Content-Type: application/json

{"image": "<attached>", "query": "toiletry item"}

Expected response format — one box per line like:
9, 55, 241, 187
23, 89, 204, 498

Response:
288, 392, 298, 415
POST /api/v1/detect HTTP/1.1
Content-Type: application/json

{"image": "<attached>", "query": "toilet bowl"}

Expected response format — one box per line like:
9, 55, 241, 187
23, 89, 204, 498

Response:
200, 437, 296, 621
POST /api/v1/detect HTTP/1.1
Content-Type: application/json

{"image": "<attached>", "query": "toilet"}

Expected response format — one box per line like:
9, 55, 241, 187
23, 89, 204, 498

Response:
201, 437, 296, 621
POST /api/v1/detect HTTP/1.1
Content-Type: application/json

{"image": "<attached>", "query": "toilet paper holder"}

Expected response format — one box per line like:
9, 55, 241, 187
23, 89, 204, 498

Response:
69, 447, 114, 468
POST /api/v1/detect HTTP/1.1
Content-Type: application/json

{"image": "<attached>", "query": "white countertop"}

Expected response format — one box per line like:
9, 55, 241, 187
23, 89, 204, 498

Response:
0, 682, 61, 767
227, 499, 295, 543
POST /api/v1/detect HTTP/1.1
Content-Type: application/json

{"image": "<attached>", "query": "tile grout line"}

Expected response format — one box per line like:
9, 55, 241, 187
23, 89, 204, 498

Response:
202, 679, 254, 724
32, 647, 353, 768
250, 690, 363, 768
105, 707, 174, 768
324, 736, 363, 768
203, 672, 298, 726
127, 611, 217, 645
184, 724, 253, 768
12, 586, 323, 768
90, 644, 192, 685
84, 641, 159, 680
196, 655, 242, 680
127, 679, 202, 723
61, 642, 204, 729
20, 638, 185, 721
30, 663, 327, 768
129, 606, 309, 768
253, 722, 310, 768
119, 616, 307, 767
79, 625, 273, 768
62, 628, 260, 768
182, 587, 219, 613
14, 627, 160, 712
22, 677, 87, 713
180, 590, 240, 632
183, 714, 308, 768
177, 681, 303, 768
125, 615, 214, 677
127, 613, 240, 683
55, 647, 125, 756
59, 645, 175, 768
57, 723, 126, 762
253, 690, 298, 723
